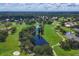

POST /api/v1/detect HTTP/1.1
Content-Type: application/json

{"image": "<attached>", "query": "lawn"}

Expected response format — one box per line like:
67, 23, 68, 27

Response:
54, 46, 79, 56
0, 22, 79, 56
43, 24, 62, 46
43, 24, 79, 56
0, 22, 29, 56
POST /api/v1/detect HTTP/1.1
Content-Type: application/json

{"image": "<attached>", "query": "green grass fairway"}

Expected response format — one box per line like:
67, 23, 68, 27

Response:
43, 24, 62, 46
54, 46, 79, 56
0, 22, 28, 56
43, 24, 79, 56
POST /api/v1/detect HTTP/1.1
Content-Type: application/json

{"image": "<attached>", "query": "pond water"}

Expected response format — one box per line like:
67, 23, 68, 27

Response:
32, 35, 48, 45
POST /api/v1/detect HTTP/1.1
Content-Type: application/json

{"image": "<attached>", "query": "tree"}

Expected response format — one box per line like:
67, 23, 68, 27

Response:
11, 27, 16, 34
60, 40, 71, 50
0, 30, 8, 42
33, 45, 53, 56
4, 22, 12, 30
19, 27, 34, 53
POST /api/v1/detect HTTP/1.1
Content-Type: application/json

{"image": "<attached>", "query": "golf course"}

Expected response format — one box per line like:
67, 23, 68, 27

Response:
0, 21, 79, 56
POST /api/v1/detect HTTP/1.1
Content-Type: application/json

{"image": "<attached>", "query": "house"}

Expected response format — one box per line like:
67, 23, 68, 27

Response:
74, 28, 79, 32
73, 25, 79, 32
64, 22, 77, 27
74, 17, 79, 22
65, 32, 79, 42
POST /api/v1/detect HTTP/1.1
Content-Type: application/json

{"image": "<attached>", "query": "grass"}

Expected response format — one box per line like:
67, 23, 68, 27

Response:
0, 22, 79, 56
0, 22, 28, 56
54, 46, 79, 56
43, 24, 79, 56
43, 24, 62, 46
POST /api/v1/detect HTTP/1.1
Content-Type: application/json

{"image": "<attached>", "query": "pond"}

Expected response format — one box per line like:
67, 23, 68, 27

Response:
32, 35, 48, 45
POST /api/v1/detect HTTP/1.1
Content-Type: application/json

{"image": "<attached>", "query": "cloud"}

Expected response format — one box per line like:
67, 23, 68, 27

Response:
0, 3, 79, 11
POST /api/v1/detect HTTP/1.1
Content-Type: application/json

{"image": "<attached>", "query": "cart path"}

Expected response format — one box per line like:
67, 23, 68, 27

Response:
56, 32, 66, 41
51, 31, 66, 56
51, 43, 60, 56
52, 43, 60, 48
53, 49, 57, 56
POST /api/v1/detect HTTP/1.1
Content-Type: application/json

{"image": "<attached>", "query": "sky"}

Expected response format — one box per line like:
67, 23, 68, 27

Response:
0, 3, 79, 12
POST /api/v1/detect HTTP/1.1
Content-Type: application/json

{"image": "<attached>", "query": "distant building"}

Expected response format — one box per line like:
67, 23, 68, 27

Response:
51, 17, 58, 20
74, 17, 79, 22
6, 18, 10, 21
64, 22, 77, 27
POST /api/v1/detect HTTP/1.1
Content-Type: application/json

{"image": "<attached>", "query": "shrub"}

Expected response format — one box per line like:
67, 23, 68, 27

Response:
33, 45, 53, 56
0, 30, 8, 42
11, 27, 16, 34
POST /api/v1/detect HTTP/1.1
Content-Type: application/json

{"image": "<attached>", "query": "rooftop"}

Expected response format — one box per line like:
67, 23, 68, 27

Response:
65, 32, 79, 42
